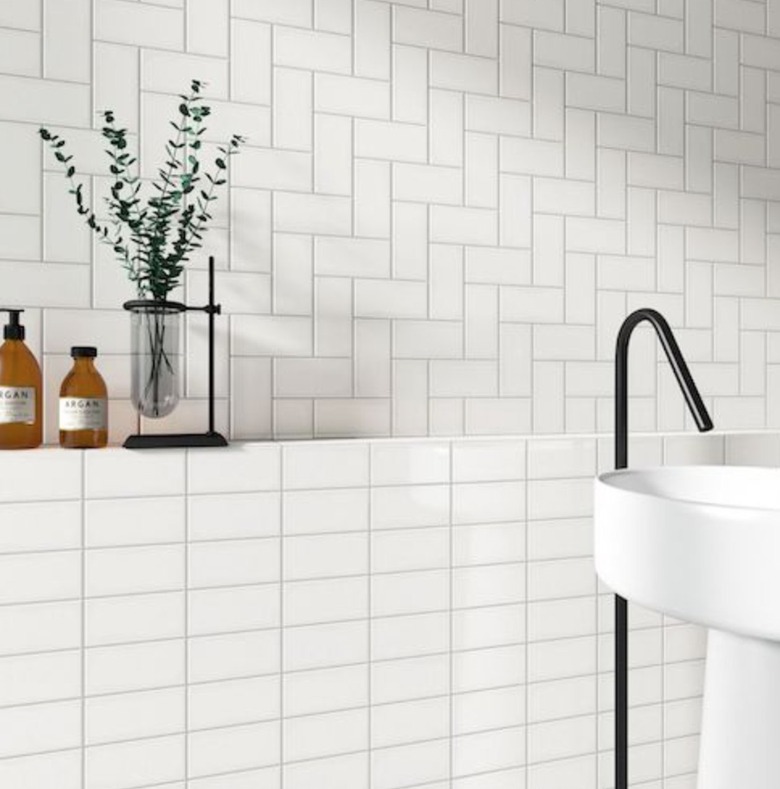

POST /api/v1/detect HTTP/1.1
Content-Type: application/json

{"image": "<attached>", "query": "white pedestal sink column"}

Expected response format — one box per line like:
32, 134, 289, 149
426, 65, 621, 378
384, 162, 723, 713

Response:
698, 629, 780, 789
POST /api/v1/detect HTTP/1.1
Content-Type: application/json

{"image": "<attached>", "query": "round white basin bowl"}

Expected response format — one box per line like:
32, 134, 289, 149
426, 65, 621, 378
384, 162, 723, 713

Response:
595, 466, 780, 789
595, 465, 780, 641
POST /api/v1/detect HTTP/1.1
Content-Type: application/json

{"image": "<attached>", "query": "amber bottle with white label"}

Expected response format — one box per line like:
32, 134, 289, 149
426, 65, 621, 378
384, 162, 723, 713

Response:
0, 309, 42, 449
59, 347, 108, 449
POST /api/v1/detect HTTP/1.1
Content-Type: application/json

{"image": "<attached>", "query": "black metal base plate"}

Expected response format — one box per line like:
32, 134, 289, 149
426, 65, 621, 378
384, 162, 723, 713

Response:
123, 432, 228, 449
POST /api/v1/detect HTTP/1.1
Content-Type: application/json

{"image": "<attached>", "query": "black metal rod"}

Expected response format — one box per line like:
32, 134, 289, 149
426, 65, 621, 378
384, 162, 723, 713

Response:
208, 255, 216, 434
613, 307, 713, 789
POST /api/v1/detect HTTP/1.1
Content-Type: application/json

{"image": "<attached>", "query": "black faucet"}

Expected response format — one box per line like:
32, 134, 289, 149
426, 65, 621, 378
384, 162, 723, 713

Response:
613, 308, 713, 789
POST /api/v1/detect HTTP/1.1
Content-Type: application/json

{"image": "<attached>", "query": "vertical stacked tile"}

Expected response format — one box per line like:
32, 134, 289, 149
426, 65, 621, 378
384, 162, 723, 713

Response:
370, 441, 451, 789
451, 440, 527, 788
527, 438, 598, 788
0, 451, 83, 787
187, 444, 282, 787
281, 442, 370, 787
83, 449, 187, 789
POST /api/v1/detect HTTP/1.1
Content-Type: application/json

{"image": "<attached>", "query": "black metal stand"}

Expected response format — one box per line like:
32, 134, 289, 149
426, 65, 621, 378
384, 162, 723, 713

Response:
613, 308, 713, 789
123, 256, 228, 449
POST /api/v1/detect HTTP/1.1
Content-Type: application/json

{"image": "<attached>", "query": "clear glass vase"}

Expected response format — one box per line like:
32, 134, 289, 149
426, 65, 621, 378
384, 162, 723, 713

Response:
124, 301, 185, 419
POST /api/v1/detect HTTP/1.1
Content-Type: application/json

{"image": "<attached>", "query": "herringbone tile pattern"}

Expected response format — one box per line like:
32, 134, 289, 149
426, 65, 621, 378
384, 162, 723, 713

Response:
0, 0, 778, 439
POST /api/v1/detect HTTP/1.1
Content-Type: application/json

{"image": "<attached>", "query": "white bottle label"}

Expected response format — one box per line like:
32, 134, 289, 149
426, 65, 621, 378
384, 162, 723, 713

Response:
59, 397, 107, 431
0, 387, 35, 425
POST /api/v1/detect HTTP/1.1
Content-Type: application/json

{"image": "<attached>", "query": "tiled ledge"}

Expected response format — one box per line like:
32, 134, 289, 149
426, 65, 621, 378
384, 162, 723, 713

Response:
1, 430, 777, 505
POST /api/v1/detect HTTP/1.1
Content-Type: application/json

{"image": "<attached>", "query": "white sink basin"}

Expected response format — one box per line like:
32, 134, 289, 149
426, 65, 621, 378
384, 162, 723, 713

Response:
595, 466, 780, 789
596, 465, 780, 641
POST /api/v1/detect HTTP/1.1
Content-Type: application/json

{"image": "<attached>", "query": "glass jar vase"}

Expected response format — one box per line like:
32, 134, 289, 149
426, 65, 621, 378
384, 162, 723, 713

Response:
124, 300, 185, 419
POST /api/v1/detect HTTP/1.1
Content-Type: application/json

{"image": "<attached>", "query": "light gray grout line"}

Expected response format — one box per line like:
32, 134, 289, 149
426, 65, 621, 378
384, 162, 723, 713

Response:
661, 585, 666, 788
447, 439, 454, 787
79, 450, 86, 789
0, 645, 704, 709
278, 445, 285, 784
39, 0, 46, 272
523, 438, 530, 787
183, 450, 189, 786
367, 442, 373, 788
660, 433, 669, 788
0, 656, 704, 721
0, 719, 702, 787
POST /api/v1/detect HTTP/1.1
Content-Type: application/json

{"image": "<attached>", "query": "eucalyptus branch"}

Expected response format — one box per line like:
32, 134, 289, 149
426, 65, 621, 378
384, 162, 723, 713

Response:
39, 79, 244, 302
37, 127, 133, 272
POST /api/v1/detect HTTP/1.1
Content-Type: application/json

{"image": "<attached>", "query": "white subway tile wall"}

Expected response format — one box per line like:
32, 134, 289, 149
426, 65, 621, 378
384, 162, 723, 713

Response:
0, 431, 764, 788
0, 0, 775, 440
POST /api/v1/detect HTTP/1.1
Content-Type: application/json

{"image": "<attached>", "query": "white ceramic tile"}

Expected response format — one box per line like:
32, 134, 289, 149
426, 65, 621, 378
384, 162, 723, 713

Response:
371, 484, 450, 529
372, 652, 449, 705
96, 0, 183, 50
85, 449, 184, 499
284, 707, 367, 762
190, 583, 279, 635
372, 568, 449, 617
232, 0, 312, 25
284, 663, 367, 718
373, 696, 449, 748
0, 551, 80, 605
528, 438, 597, 479
452, 440, 525, 482
188, 444, 280, 494
189, 491, 280, 541
284, 575, 367, 626
528, 478, 594, 520
0, 500, 79, 552
374, 739, 449, 789
189, 630, 280, 683
284, 753, 366, 789
0, 600, 80, 656
452, 481, 525, 525
372, 526, 449, 574
284, 532, 367, 580
283, 620, 367, 672
86, 592, 184, 646
86, 687, 184, 745
453, 602, 525, 651
0, 449, 81, 503
372, 610, 449, 662
283, 443, 369, 489
0, 751, 80, 789
0, 651, 80, 706
190, 538, 279, 588
454, 563, 525, 609
86, 735, 185, 788
86, 640, 185, 696
274, 26, 351, 73
87, 544, 184, 597
189, 674, 279, 730
0, 700, 81, 758
453, 726, 526, 777
85, 496, 184, 547
371, 441, 450, 485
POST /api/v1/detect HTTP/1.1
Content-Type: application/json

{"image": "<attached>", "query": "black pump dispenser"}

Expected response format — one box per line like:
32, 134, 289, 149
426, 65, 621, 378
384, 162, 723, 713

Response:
0, 309, 25, 341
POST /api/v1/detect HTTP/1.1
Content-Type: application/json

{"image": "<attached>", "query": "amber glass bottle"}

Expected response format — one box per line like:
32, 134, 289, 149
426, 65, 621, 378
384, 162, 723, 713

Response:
0, 309, 42, 450
59, 347, 108, 449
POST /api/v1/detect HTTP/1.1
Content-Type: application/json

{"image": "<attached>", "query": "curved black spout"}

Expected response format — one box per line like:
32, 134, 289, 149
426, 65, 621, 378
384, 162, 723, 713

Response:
615, 307, 713, 470
613, 308, 713, 789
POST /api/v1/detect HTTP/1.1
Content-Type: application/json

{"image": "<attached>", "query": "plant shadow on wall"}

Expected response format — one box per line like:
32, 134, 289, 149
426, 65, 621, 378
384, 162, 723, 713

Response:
39, 80, 244, 422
